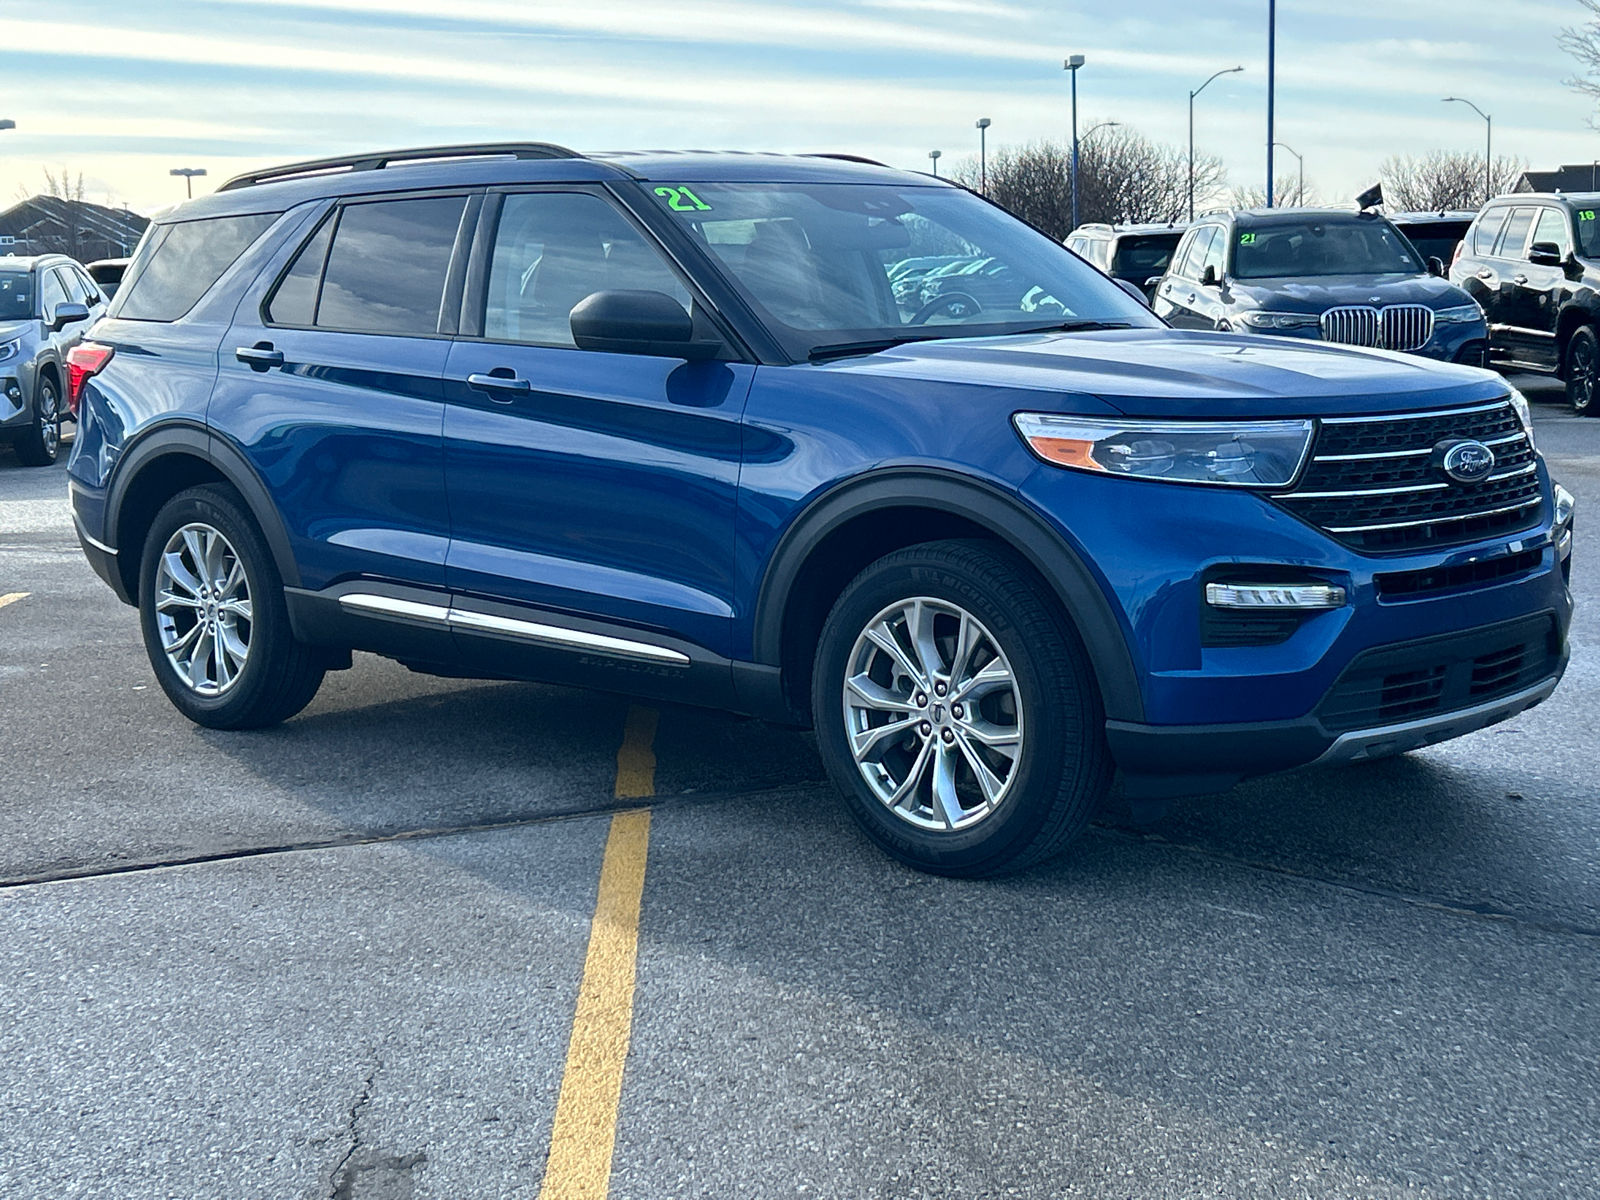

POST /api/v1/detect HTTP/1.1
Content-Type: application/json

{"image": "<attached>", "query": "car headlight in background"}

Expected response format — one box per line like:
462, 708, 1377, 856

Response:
1236, 311, 1321, 331
1508, 385, 1536, 450
1014, 413, 1314, 487
1434, 303, 1484, 324
0, 338, 20, 364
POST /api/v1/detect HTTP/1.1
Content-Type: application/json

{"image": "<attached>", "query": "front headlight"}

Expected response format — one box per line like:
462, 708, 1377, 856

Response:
1508, 385, 1536, 450
1014, 413, 1314, 488
0, 339, 20, 364
1237, 310, 1321, 331
1434, 303, 1484, 324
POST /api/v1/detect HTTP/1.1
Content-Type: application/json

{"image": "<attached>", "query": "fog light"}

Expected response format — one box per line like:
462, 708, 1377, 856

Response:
1205, 582, 1347, 610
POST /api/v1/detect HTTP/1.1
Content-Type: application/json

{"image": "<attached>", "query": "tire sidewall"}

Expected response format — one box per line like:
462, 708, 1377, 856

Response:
812, 549, 1081, 875
138, 487, 288, 725
1570, 327, 1597, 416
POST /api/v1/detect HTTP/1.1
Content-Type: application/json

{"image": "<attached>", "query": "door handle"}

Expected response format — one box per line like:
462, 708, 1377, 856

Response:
235, 342, 284, 371
1186, 292, 1197, 304
467, 371, 532, 400
1513, 273, 1529, 285
1476, 269, 1493, 280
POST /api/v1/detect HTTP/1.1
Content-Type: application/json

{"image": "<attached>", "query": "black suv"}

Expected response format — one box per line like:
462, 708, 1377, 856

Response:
1065, 222, 1187, 300
1449, 193, 1600, 415
1153, 208, 1488, 364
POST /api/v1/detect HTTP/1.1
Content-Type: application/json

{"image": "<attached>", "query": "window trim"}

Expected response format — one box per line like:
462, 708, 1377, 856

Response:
455, 183, 749, 360
1492, 207, 1537, 260
1530, 206, 1574, 258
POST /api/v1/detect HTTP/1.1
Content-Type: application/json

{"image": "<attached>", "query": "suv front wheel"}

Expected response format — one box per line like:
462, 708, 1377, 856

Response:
13, 376, 61, 467
812, 540, 1112, 877
1567, 325, 1599, 416
139, 485, 326, 729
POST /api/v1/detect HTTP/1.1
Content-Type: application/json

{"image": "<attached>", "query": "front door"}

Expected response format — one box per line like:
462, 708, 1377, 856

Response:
442, 188, 752, 675
1154, 226, 1215, 328
1508, 207, 1574, 371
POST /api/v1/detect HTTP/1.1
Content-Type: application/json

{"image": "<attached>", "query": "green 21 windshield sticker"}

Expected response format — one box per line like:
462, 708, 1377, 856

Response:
1239, 232, 1256, 244
654, 186, 712, 212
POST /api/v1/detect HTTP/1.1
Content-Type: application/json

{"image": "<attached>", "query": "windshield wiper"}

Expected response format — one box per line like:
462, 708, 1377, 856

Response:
1010, 319, 1138, 335
808, 336, 938, 362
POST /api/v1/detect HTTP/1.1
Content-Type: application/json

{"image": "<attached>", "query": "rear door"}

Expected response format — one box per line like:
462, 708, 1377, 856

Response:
210, 192, 474, 592
441, 187, 752, 674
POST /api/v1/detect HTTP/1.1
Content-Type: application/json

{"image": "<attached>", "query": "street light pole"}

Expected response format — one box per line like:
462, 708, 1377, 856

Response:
976, 118, 991, 193
1064, 55, 1084, 230
928, 149, 942, 179
1266, 0, 1277, 208
0, 119, 14, 132
1274, 141, 1304, 206
1188, 66, 1243, 220
169, 167, 207, 199
1442, 97, 1492, 204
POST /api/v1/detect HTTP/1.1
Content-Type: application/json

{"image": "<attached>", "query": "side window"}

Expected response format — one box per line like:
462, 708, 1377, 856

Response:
1532, 208, 1572, 256
1493, 208, 1535, 259
114, 213, 280, 322
1088, 238, 1110, 269
39, 269, 67, 318
1066, 236, 1089, 256
1180, 226, 1217, 279
265, 213, 335, 327
483, 191, 690, 347
315, 196, 467, 335
55, 267, 87, 304
72, 267, 101, 304
1167, 229, 1198, 278
1470, 208, 1508, 255
1201, 227, 1228, 278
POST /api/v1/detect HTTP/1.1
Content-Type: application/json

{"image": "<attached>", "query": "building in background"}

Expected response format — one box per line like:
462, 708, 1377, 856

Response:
0, 196, 148, 263
1515, 163, 1600, 193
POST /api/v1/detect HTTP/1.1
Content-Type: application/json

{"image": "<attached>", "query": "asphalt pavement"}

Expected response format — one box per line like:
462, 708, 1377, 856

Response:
1, 376, 1595, 1199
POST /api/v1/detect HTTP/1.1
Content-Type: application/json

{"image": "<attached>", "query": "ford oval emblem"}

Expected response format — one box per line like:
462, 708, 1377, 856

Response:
1437, 439, 1496, 484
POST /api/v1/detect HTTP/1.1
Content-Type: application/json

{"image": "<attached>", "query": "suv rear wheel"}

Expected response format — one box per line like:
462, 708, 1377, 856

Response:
138, 484, 326, 729
13, 376, 61, 467
1567, 325, 1599, 416
812, 540, 1112, 877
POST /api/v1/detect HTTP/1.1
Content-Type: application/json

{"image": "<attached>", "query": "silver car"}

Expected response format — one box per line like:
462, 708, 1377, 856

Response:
1, 254, 108, 466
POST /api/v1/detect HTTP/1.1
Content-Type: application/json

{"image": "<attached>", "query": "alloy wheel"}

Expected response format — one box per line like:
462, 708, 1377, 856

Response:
154, 522, 253, 694
842, 596, 1024, 831
1573, 337, 1596, 413
38, 383, 59, 458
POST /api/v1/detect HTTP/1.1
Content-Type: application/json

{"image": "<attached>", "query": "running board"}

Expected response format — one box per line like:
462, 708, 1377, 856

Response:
336, 592, 691, 666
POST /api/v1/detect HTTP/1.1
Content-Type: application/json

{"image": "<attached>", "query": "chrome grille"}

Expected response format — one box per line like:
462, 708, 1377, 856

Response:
1273, 398, 1543, 553
1319, 304, 1435, 352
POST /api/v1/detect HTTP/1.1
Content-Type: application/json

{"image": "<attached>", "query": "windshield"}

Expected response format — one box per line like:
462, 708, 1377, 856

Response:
1233, 218, 1420, 279
1110, 234, 1182, 280
644, 182, 1157, 358
0, 270, 31, 320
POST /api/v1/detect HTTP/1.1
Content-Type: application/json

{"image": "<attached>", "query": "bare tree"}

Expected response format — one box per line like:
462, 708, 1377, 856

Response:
1560, 0, 1600, 127
950, 125, 1224, 239
1229, 174, 1320, 210
41, 167, 86, 203
1378, 151, 1526, 211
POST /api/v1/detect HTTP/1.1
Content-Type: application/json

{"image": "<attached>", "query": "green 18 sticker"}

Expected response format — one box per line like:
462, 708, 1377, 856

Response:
655, 186, 712, 212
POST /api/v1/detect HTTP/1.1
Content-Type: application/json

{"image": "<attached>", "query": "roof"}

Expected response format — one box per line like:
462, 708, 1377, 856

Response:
0, 196, 147, 248
176, 143, 944, 223
1072, 222, 1187, 236
1491, 190, 1600, 207
1516, 165, 1600, 193
0, 253, 75, 269
1388, 211, 1478, 223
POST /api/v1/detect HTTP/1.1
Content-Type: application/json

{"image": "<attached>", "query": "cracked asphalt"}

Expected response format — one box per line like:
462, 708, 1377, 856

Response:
0, 377, 1595, 1199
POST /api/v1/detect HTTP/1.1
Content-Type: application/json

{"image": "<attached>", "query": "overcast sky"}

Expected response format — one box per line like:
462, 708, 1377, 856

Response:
2, 0, 1595, 214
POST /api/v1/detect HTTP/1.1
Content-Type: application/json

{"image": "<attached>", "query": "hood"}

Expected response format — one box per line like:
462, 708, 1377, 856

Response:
1226, 273, 1472, 315
813, 327, 1507, 419
0, 321, 30, 344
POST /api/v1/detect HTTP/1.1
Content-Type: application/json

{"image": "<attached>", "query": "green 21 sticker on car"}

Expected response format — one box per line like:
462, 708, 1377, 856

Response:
654, 186, 712, 212
1239, 232, 1256, 244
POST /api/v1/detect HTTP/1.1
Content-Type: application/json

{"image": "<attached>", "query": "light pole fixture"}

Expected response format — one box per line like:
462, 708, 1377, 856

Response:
1188, 66, 1243, 220
976, 117, 991, 193
1064, 54, 1085, 230
1274, 141, 1304, 206
928, 149, 942, 178
1442, 97, 1492, 204
170, 167, 207, 198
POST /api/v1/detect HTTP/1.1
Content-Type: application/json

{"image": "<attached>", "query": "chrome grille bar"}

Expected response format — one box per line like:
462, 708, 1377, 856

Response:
1325, 498, 1543, 535
1381, 304, 1434, 352
1321, 306, 1379, 347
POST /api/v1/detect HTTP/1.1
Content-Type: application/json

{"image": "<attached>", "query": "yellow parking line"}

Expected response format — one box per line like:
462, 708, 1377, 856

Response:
539, 808, 652, 1200
0, 592, 28, 610
613, 705, 659, 799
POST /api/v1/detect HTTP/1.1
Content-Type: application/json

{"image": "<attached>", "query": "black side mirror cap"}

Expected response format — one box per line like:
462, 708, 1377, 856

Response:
570, 290, 721, 360
50, 302, 90, 331
1114, 278, 1153, 308
1201, 264, 1220, 288
1427, 256, 1446, 277
1528, 241, 1564, 267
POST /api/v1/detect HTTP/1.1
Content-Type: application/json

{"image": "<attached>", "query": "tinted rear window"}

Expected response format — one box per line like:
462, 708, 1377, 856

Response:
1110, 234, 1181, 279
114, 213, 280, 321
314, 196, 466, 335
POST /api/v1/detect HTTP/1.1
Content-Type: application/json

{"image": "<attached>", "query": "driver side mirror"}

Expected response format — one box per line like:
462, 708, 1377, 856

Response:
1201, 264, 1220, 288
1528, 241, 1564, 267
1427, 256, 1446, 278
569, 290, 721, 360
50, 302, 90, 332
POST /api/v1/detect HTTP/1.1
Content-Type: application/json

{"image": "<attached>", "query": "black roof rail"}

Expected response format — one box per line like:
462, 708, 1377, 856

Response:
217, 142, 584, 192
803, 153, 890, 167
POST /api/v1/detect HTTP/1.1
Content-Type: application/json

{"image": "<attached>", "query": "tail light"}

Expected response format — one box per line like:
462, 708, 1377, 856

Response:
1450, 239, 1464, 267
66, 342, 114, 416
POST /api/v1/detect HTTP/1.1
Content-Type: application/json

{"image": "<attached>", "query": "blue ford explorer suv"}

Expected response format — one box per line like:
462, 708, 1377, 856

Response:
67, 144, 1575, 877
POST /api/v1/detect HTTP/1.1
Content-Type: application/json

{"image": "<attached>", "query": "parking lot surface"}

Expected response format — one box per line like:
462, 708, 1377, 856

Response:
1, 379, 1596, 1198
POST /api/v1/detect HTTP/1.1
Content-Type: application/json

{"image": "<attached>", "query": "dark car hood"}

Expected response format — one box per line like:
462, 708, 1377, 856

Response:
814, 327, 1506, 419
1226, 273, 1472, 314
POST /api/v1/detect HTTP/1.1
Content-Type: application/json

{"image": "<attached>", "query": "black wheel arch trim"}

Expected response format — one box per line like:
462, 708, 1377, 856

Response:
103, 420, 302, 592
749, 467, 1146, 723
